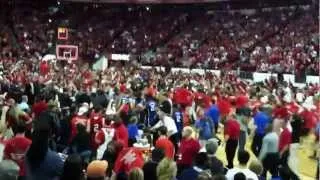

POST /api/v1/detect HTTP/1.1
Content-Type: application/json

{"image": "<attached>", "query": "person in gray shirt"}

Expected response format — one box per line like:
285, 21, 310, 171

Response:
259, 124, 279, 179
236, 107, 251, 153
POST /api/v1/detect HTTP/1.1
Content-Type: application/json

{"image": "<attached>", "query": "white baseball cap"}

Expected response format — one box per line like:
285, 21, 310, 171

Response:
77, 106, 88, 116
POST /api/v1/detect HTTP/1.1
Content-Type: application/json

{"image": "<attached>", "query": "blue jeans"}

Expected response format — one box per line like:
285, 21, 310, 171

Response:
79, 150, 92, 164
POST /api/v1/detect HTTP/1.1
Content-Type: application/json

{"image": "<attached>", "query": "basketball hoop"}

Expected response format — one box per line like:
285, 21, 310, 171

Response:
63, 50, 72, 60
56, 45, 78, 61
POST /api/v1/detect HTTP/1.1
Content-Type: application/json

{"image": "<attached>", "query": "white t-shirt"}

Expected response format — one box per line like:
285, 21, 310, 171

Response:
226, 167, 258, 180
296, 92, 304, 103
96, 128, 115, 160
284, 87, 292, 102
152, 115, 178, 137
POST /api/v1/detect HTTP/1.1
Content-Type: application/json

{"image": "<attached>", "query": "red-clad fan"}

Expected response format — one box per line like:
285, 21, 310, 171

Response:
114, 147, 144, 174
273, 106, 290, 135
177, 126, 201, 171
39, 61, 50, 76
4, 122, 31, 178
119, 83, 127, 94
194, 92, 212, 110
217, 97, 232, 117
300, 105, 317, 134
96, 114, 128, 149
82, 68, 92, 80
173, 88, 193, 107
95, 117, 115, 160
112, 115, 129, 148
279, 120, 292, 155
146, 84, 157, 98
194, 92, 205, 104
88, 106, 105, 150
273, 106, 290, 119
235, 95, 249, 109
31, 95, 48, 118
224, 117, 241, 169
272, 104, 283, 118
285, 101, 301, 115
155, 126, 175, 159
70, 105, 89, 142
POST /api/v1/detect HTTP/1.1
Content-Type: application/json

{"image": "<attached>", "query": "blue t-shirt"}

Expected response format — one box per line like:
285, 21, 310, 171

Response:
146, 100, 157, 127
173, 111, 183, 133
205, 105, 220, 125
127, 123, 139, 139
195, 117, 214, 140
26, 150, 64, 180
179, 167, 200, 180
254, 112, 270, 135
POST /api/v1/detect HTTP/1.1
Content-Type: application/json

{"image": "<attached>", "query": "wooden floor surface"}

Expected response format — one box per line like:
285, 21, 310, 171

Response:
213, 134, 317, 179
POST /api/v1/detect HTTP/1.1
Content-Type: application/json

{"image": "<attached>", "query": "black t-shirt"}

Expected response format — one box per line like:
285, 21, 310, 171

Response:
71, 132, 91, 153
208, 156, 224, 175
291, 116, 303, 143
37, 110, 60, 137
59, 93, 72, 108
76, 93, 91, 105
143, 161, 158, 180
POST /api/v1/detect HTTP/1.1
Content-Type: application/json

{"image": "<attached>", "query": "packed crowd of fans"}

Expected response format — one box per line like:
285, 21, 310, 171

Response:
0, 2, 319, 180
0, 62, 319, 180
1, 5, 319, 74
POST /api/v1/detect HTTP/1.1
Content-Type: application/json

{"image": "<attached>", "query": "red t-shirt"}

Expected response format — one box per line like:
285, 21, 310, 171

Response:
95, 129, 105, 145
285, 102, 300, 114
32, 101, 48, 118
300, 110, 317, 129
279, 128, 292, 152
89, 114, 104, 150
113, 123, 129, 148
273, 107, 290, 119
114, 148, 144, 174
177, 138, 200, 166
70, 115, 88, 142
82, 70, 92, 80
224, 119, 240, 140
120, 104, 130, 114
4, 136, 32, 176
156, 137, 175, 159
119, 84, 127, 93
40, 61, 49, 76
